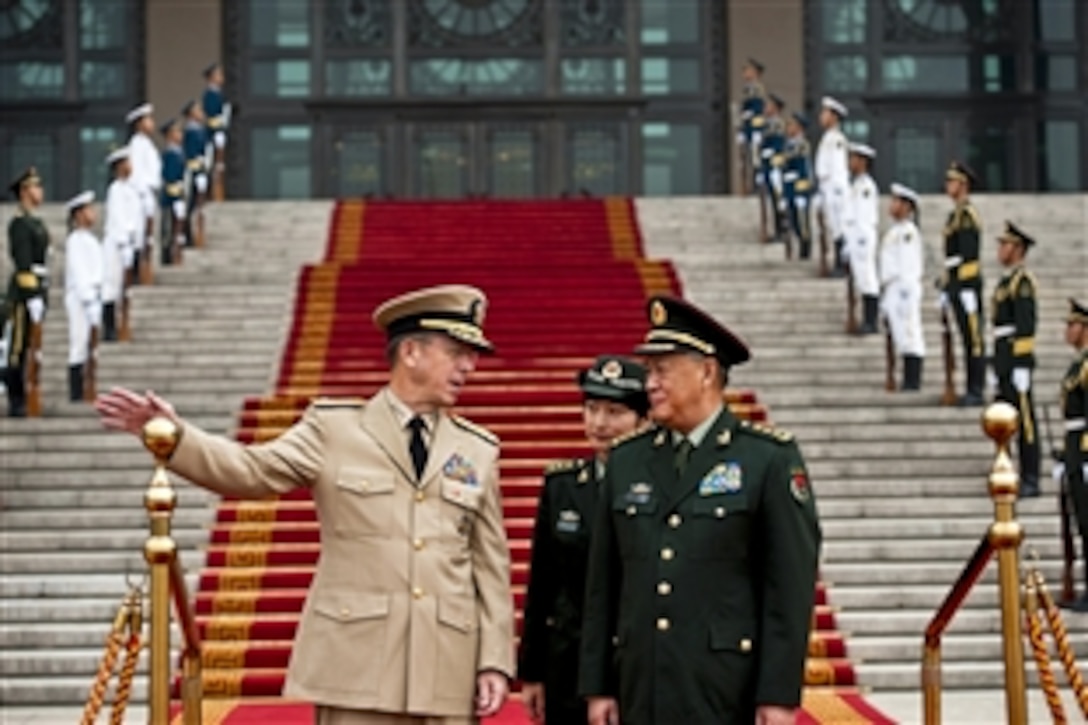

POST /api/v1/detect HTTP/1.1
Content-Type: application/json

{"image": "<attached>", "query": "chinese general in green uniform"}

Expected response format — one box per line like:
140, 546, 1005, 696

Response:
579, 296, 822, 724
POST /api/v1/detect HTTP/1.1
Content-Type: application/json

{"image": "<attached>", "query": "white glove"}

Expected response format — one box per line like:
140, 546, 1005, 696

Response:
195, 173, 209, 194
1052, 462, 1066, 483
937, 292, 948, 311
172, 199, 187, 220
121, 246, 135, 269
958, 289, 978, 315
213, 130, 227, 149
1012, 368, 1031, 393
735, 132, 746, 147
26, 297, 45, 324
84, 300, 103, 328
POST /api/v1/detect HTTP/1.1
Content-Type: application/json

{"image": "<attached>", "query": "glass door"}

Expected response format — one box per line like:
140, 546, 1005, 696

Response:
482, 123, 542, 198
411, 124, 471, 198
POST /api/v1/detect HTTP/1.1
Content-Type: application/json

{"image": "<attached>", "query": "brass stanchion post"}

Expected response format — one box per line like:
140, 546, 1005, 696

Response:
141, 418, 182, 724
983, 402, 1028, 724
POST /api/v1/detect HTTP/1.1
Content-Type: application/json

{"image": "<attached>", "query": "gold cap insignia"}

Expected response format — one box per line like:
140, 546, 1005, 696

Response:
559, 509, 581, 522
650, 300, 667, 326
601, 359, 623, 380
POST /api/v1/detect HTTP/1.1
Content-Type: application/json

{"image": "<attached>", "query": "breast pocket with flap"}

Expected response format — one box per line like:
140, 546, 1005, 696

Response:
332, 466, 398, 537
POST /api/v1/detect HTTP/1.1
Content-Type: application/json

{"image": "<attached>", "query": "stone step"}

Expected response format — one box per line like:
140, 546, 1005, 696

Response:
0, 528, 209, 553
0, 507, 212, 530
0, 674, 148, 706
850, 632, 1088, 663
1, 572, 199, 600
822, 559, 1070, 586
823, 538, 1065, 563
0, 550, 206, 575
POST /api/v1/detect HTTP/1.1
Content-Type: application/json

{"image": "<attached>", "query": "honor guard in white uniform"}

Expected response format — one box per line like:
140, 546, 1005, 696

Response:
845, 143, 880, 333
814, 96, 850, 275
879, 183, 926, 391
125, 103, 161, 280
63, 192, 103, 402
103, 147, 141, 341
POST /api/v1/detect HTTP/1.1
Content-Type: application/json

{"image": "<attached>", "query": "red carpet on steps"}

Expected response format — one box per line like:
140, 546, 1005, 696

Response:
172, 199, 895, 724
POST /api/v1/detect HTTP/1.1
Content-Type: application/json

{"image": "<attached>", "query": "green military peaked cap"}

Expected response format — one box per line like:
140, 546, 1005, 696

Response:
998, 221, 1036, 249
634, 296, 751, 369
578, 356, 648, 414
1068, 299, 1088, 325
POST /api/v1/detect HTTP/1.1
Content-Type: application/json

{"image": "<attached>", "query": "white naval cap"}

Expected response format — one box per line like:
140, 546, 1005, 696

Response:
125, 103, 153, 124
821, 96, 849, 118
890, 182, 920, 207
105, 146, 130, 165
65, 190, 95, 213
848, 142, 876, 159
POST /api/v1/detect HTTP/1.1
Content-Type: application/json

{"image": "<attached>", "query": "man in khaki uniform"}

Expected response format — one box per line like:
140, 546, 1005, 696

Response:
96, 285, 514, 724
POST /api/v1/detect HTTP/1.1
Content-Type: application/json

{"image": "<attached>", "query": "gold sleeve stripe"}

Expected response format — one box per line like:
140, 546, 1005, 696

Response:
15, 272, 39, 289
1013, 338, 1034, 356
957, 261, 980, 281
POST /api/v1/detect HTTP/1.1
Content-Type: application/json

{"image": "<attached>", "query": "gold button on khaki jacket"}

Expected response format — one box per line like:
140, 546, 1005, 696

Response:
168, 387, 515, 716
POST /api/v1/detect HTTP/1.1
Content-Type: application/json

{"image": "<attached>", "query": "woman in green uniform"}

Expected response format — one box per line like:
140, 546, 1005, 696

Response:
518, 356, 648, 724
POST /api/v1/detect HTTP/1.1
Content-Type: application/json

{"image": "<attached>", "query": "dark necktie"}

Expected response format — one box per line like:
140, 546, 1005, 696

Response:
408, 416, 428, 481
675, 439, 694, 477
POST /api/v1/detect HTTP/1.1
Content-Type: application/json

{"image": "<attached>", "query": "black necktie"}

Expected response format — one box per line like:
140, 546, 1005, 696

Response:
408, 416, 428, 481
675, 439, 694, 477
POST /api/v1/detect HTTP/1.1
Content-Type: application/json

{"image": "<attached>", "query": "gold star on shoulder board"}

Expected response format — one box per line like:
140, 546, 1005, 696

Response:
577, 468, 590, 484
654, 431, 667, 447
717, 429, 732, 447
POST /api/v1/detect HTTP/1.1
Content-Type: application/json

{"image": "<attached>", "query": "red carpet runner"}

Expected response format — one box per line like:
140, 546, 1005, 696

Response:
173, 199, 894, 724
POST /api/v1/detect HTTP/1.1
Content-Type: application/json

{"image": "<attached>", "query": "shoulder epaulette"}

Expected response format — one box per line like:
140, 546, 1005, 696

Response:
1079, 359, 1088, 388
957, 203, 981, 230
312, 397, 366, 409
544, 459, 583, 476
1014, 269, 1037, 297
739, 419, 794, 444
450, 414, 499, 446
611, 425, 656, 449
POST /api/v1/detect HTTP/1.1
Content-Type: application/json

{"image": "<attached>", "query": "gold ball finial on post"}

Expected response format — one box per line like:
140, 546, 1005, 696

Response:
142, 417, 181, 463
981, 401, 1019, 451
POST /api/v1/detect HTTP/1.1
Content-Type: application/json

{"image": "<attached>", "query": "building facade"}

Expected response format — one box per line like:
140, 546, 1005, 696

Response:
1, 0, 1084, 199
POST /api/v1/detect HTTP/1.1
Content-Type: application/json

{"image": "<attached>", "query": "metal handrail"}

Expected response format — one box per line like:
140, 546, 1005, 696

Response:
922, 402, 1026, 725
143, 417, 202, 725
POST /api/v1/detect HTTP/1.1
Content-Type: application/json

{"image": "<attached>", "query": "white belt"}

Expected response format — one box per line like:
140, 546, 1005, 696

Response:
944, 256, 963, 268
30, 264, 48, 276
993, 325, 1015, 339
1067, 419, 1086, 432
783, 172, 799, 181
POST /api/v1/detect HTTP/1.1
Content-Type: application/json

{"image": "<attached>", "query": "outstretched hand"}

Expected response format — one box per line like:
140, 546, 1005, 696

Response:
95, 387, 179, 436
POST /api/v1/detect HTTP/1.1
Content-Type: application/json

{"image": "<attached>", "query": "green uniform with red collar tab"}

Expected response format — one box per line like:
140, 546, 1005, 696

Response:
578, 408, 821, 725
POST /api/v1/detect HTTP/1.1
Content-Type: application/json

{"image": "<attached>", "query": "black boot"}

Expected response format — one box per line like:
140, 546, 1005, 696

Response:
902, 355, 923, 391
959, 357, 986, 406
859, 295, 879, 335
102, 303, 117, 342
831, 238, 847, 277
68, 365, 84, 403
799, 239, 811, 260
5, 368, 27, 417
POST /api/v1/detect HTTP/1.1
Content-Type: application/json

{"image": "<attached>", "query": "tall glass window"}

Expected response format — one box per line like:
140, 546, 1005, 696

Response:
641, 0, 698, 45
3, 133, 57, 200
80, 126, 122, 195
1039, 121, 1081, 191
642, 122, 701, 196
251, 126, 313, 199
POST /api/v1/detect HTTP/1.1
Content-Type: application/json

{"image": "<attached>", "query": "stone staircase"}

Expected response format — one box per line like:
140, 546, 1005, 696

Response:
638, 194, 1087, 690
0, 195, 1084, 708
0, 201, 331, 706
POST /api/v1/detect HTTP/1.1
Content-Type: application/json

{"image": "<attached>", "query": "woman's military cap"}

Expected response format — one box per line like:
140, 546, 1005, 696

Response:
8, 166, 40, 197
65, 190, 95, 214
946, 160, 979, 186
159, 118, 179, 137
105, 146, 130, 166
849, 142, 876, 159
373, 284, 493, 353
997, 221, 1035, 249
745, 58, 765, 74
634, 296, 751, 369
125, 103, 153, 124
821, 96, 849, 118
1067, 299, 1088, 325
890, 182, 919, 208
203, 61, 221, 78
578, 356, 649, 415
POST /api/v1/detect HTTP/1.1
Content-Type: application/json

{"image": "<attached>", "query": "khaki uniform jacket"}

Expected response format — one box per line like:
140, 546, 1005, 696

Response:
169, 386, 515, 716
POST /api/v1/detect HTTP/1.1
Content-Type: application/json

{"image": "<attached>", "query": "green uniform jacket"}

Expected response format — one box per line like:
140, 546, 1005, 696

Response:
518, 457, 599, 721
6, 209, 50, 304
1062, 351, 1088, 488
578, 409, 821, 724
991, 266, 1036, 374
942, 201, 982, 293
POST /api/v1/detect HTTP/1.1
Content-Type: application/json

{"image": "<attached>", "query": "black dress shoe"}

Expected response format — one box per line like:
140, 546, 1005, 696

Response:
958, 393, 985, 407
1018, 483, 1040, 499
1058, 595, 1088, 613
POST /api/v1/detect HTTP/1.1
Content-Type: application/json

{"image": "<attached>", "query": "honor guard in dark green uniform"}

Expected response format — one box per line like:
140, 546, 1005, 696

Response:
940, 160, 986, 405
579, 296, 821, 725
3, 167, 50, 417
991, 222, 1040, 497
1058, 299, 1088, 612
519, 356, 649, 724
